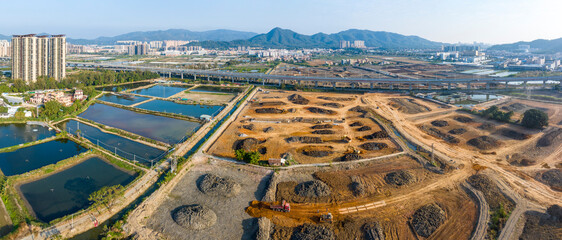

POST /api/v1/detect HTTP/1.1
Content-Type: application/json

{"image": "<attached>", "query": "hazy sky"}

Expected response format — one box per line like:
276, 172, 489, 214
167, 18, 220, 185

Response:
2, 0, 561, 44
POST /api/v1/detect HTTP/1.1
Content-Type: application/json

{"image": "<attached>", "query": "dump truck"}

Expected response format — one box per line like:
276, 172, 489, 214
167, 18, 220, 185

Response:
270, 200, 290, 212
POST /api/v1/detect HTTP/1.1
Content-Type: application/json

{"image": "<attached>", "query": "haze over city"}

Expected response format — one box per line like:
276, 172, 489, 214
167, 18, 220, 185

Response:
2, 0, 562, 43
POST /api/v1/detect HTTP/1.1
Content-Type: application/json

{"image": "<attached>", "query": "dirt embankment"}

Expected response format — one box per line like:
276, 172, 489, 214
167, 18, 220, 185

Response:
467, 174, 515, 210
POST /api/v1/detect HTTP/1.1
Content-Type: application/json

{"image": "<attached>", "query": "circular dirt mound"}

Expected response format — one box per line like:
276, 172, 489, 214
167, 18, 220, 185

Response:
295, 180, 331, 198
172, 204, 217, 230
198, 174, 241, 198
363, 222, 384, 240
537, 128, 562, 147
467, 136, 501, 150
411, 203, 446, 238
350, 181, 365, 197
311, 124, 333, 129
235, 138, 259, 151
350, 122, 364, 127
263, 127, 274, 133
448, 128, 467, 135
540, 169, 562, 190
478, 123, 496, 131
291, 224, 334, 240
312, 130, 335, 135
356, 126, 372, 132
322, 102, 344, 108
364, 131, 389, 139
454, 116, 473, 123
342, 153, 362, 161
384, 170, 416, 186
431, 120, 448, 127
288, 94, 310, 105
307, 107, 335, 115
360, 142, 388, 151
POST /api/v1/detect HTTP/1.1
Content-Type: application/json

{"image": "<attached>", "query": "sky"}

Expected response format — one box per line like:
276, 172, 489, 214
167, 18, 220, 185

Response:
2, 0, 562, 44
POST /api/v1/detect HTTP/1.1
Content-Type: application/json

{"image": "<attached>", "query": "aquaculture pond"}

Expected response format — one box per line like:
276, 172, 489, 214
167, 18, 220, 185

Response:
132, 84, 191, 98
0, 123, 56, 149
96, 81, 153, 92
136, 100, 224, 118
19, 156, 136, 222
78, 103, 201, 144
97, 93, 151, 106
0, 139, 87, 176
60, 120, 166, 166
190, 86, 243, 94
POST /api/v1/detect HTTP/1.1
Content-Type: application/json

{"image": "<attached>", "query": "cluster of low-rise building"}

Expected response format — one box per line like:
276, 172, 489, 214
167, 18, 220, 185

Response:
29, 89, 87, 107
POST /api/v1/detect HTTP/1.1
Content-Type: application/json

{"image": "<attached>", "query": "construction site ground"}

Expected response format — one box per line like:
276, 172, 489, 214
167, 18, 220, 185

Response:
208, 90, 399, 164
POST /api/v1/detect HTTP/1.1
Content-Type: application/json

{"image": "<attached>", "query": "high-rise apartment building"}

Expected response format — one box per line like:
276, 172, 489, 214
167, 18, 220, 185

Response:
0, 40, 10, 57
11, 34, 66, 82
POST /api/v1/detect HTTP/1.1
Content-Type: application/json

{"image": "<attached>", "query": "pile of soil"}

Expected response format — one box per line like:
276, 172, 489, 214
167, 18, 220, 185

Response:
498, 129, 530, 140
307, 107, 335, 115
537, 128, 562, 147
198, 174, 241, 198
356, 126, 372, 132
350, 182, 365, 197
312, 130, 335, 135
384, 170, 416, 186
349, 106, 369, 113
360, 142, 388, 151
263, 127, 274, 133
389, 98, 430, 114
342, 153, 362, 161
411, 203, 446, 238
291, 224, 335, 240
311, 124, 333, 129
467, 174, 514, 209
420, 125, 460, 144
295, 180, 331, 198
501, 103, 527, 112
539, 169, 562, 191
257, 101, 286, 106
467, 136, 501, 150
547, 205, 562, 220
255, 108, 283, 114
288, 94, 310, 105
363, 131, 389, 139
302, 149, 333, 157
508, 153, 536, 166
258, 147, 267, 154
448, 128, 467, 135
318, 96, 354, 101
350, 122, 364, 127
430, 120, 449, 127
242, 124, 255, 131
519, 208, 562, 240
478, 123, 496, 131
286, 136, 323, 144
321, 102, 344, 108
362, 222, 384, 240
172, 205, 217, 230
454, 116, 473, 123
234, 138, 259, 151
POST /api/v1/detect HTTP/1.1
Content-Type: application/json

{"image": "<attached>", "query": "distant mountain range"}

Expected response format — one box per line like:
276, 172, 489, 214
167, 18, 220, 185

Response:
489, 37, 562, 53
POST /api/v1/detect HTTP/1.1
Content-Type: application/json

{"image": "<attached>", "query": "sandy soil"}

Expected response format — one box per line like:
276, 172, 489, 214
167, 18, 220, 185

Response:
495, 98, 562, 127
173, 91, 236, 105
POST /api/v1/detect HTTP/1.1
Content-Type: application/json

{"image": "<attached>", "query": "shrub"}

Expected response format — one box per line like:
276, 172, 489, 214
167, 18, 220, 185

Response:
521, 109, 549, 129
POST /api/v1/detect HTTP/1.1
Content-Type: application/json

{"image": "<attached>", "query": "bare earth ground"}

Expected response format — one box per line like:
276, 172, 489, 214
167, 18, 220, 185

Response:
208, 90, 398, 164
495, 98, 562, 127
173, 91, 236, 105
145, 160, 271, 240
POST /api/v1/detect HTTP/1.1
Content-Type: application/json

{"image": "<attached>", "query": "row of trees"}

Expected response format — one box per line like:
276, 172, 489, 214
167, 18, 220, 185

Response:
478, 106, 549, 129
481, 106, 514, 123
235, 149, 261, 165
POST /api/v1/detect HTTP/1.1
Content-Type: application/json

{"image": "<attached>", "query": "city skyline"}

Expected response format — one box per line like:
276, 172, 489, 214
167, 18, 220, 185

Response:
2, 0, 562, 44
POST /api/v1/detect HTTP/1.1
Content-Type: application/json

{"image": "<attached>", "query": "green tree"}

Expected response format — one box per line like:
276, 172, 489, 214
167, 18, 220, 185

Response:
235, 149, 261, 164
88, 185, 124, 212
521, 109, 549, 129
42, 100, 62, 119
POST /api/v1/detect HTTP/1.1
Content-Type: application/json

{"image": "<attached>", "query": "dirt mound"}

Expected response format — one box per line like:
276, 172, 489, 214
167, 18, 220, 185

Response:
498, 129, 530, 140
198, 174, 241, 198
242, 124, 255, 131
263, 127, 274, 133
172, 205, 217, 230
288, 94, 310, 105
362, 222, 384, 240
321, 102, 344, 108
312, 130, 335, 135
349, 106, 369, 114
420, 125, 460, 144
467, 136, 501, 150
295, 180, 331, 198
350, 181, 365, 197
454, 116, 473, 123
302, 149, 333, 157
235, 138, 259, 151
389, 98, 430, 114
468, 174, 514, 210
384, 170, 416, 186
537, 128, 562, 147
363, 131, 389, 139
318, 96, 355, 101
478, 123, 496, 131
539, 169, 562, 190
350, 122, 364, 127
508, 153, 536, 166
257, 101, 286, 106
520, 210, 562, 240
448, 128, 467, 135
255, 108, 283, 114
307, 107, 335, 115
291, 224, 335, 240
547, 205, 562, 221
286, 136, 323, 144
360, 142, 388, 151
342, 153, 362, 161
411, 204, 446, 238
501, 103, 527, 112
431, 120, 448, 127
355, 126, 372, 132
311, 124, 333, 129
